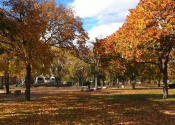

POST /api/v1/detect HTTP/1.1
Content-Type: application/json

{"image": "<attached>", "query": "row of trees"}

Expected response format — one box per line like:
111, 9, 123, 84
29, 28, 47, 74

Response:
1, 0, 175, 100
92, 0, 175, 99
0, 0, 89, 101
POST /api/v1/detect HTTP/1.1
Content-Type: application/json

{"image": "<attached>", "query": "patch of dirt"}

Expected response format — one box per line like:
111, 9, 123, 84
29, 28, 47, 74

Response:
0, 86, 82, 103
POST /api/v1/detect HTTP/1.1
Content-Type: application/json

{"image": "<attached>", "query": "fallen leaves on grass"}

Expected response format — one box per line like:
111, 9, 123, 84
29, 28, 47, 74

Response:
0, 85, 175, 125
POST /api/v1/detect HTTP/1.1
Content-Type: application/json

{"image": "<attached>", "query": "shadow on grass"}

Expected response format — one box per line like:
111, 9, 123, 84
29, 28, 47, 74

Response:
111, 87, 163, 91
105, 94, 163, 101
0, 90, 175, 124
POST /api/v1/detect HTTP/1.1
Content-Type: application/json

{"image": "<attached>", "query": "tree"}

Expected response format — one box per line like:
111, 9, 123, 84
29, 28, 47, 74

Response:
41, 3, 89, 48
129, 0, 175, 98
92, 35, 129, 87
0, 8, 19, 94
92, 0, 175, 98
2, 0, 88, 101
51, 48, 90, 85
110, 0, 175, 98
2, 0, 56, 100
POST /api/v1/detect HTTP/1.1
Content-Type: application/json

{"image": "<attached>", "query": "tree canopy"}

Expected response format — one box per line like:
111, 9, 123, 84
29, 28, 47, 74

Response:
94, 0, 175, 98
0, 0, 89, 101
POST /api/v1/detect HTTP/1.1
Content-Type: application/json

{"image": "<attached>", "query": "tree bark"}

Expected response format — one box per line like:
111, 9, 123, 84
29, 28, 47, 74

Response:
132, 74, 136, 89
158, 78, 161, 87
162, 69, 168, 99
5, 73, 10, 94
158, 56, 168, 99
78, 77, 80, 86
25, 63, 31, 101
0, 76, 4, 89
102, 77, 105, 86
94, 72, 98, 90
132, 82, 135, 89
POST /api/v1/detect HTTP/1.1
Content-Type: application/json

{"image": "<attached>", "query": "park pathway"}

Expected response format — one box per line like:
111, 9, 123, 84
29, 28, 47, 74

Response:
0, 86, 82, 103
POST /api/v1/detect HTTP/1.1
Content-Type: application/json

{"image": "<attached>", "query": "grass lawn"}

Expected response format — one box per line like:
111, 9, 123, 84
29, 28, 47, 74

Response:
0, 84, 175, 125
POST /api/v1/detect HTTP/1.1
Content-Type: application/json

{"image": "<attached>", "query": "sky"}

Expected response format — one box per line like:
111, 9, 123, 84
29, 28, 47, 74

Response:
57, 0, 140, 41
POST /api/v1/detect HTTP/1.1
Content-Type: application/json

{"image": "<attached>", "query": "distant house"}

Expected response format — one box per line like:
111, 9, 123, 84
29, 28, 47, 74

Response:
35, 76, 45, 84
34, 76, 61, 84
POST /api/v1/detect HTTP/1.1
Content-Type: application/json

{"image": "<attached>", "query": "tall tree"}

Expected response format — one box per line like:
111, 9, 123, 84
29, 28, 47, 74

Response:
2, 0, 55, 101
93, 0, 175, 98
128, 0, 175, 98
0, 9, 18, 94
1, 0, 88, 101
112, 0, 175, 98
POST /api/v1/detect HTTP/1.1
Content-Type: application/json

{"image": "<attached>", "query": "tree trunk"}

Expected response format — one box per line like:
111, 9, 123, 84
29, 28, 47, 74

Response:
117, 78, 119, 88
78, 77, 80, 86
94, 72, 98, 90
132, 75, 136, 89
162, 70, 168, 99
131, 77, 136, 89
0, 76, 4, 89
102, 77, 105, 86
25, 63, 31, 101
111, 79, 114, 86
158, 56, 168, 99
132, 82, 135, 89
158, 78, 161, 87
81, 77, 83, 87
5, 72, 10, 94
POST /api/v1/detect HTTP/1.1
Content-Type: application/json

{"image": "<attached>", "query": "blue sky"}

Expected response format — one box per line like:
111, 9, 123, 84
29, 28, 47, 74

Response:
0, 0, 140, 41
57, 0, 140, 41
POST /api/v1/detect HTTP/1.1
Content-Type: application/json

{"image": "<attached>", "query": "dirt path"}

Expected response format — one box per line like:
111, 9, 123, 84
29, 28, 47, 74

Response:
0, 86, 82, 103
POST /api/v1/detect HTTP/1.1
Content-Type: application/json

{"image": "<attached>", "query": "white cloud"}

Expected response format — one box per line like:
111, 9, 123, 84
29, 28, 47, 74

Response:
97, 14, 118, 25
88, 22, 123, 41
70, 0, 139, 18
70, 0, 140, 40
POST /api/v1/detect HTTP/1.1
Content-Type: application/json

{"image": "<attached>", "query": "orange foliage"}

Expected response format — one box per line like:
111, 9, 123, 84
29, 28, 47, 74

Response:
100, 0, 175, 63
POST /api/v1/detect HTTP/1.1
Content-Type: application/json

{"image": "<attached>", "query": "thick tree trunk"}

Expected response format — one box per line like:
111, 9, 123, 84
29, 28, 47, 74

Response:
132, 76, 136, 89
0, 76, 4, 89
5, 72, 10, 94
102, 78, 105, 86
117, 78, 119, 88
25, 63, 31, 101
94, 70, 99, 90
158, 78, 160, 87
111, 79, 114, 86
163, 85, 168, 99
132, 82, 135, 89
158, 56, 168, 99
78, 77, 80, 87
94, 73, 98, 90
162, 70, 168, 99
